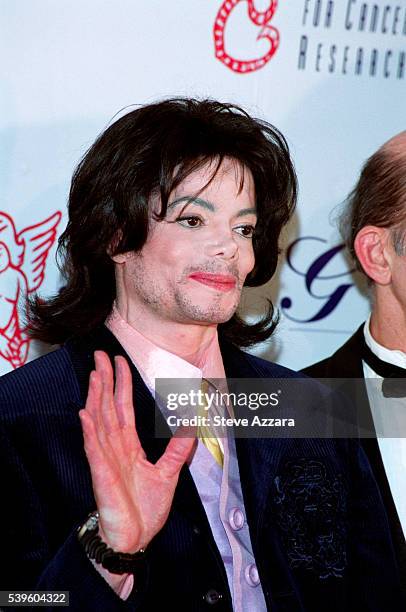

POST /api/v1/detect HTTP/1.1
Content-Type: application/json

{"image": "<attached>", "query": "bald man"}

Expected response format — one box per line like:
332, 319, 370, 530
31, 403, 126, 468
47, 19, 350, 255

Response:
304, 132, 406, 596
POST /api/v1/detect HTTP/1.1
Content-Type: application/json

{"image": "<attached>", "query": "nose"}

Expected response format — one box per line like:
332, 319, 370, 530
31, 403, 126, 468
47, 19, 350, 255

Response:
203, 228, 238, 260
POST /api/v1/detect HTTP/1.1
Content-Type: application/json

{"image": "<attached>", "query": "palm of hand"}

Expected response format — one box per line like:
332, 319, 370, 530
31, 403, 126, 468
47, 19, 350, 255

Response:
79, 350, 196, 553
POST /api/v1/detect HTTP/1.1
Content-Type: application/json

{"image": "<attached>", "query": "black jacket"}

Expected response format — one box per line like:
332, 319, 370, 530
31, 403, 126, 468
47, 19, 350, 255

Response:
0, 324, 403, 611
303, 323, 406, 603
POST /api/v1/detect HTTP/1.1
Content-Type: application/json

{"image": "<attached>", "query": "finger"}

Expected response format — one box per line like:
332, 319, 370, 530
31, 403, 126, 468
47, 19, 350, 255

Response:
84, 370, 103, 432
83, 376, 106, 449
95, 351, 120, 435
155, 428, 196, 479
79, 408, 122, 494
94, 350, 114, 393
79, 409, 108, 479
114, 356, 136, 429
114, 356, 144, 456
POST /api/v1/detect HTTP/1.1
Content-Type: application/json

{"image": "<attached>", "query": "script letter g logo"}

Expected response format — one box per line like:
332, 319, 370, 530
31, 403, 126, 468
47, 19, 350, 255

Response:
281, 237, 354, 323
213, 0, 280, 73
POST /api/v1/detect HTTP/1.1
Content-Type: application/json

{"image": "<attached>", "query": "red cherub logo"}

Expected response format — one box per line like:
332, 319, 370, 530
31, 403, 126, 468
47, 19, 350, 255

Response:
213, 0, 280, 73
0, 211, 62, 369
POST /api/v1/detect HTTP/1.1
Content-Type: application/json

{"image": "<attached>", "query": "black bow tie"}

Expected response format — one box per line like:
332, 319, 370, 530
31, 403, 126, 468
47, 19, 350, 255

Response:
362, 340, 406, 398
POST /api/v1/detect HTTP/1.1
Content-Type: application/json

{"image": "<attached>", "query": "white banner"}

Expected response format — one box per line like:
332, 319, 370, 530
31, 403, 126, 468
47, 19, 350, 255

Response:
1, 0, 405, 374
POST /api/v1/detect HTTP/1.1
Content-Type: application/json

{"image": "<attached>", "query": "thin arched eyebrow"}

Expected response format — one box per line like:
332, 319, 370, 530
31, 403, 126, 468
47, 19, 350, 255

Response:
168, 196, 257, 218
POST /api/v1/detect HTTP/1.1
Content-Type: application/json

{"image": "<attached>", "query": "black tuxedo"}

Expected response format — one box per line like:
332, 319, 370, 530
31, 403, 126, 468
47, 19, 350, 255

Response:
0, 324, 403, 611
303, 323, 406, 600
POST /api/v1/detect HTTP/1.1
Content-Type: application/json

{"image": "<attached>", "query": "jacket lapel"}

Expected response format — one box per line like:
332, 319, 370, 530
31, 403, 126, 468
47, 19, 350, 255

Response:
324, 324, 365, 378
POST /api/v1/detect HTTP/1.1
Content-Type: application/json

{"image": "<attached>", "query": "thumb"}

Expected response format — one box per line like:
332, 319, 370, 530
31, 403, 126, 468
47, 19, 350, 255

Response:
156, 425, 197, 479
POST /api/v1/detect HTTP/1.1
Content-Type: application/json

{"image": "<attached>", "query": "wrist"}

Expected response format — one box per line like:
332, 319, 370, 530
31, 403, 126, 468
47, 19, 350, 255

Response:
97, 524, 144, 555
77, 511, 147, 575
90, 557, 135, 600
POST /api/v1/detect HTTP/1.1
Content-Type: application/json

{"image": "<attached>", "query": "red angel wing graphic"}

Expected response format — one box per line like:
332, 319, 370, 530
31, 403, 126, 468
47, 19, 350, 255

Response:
18, 211, 62, 293
0, 210, 62, 370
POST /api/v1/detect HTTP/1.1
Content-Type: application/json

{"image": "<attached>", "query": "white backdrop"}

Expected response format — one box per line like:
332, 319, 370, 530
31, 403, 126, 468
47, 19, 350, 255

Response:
1, 0, 405, 375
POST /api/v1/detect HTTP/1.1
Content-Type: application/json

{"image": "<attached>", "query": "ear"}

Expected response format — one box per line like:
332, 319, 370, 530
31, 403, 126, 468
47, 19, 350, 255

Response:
110, 252, 128, 264
354, 226, 392, 285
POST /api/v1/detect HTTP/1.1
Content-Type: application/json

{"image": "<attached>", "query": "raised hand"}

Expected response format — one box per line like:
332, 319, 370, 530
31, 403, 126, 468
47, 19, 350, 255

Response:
79, 350, 196, 554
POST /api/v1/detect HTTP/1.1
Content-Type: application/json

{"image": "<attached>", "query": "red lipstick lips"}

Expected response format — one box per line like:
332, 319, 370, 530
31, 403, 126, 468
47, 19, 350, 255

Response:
189, 272, 237, 292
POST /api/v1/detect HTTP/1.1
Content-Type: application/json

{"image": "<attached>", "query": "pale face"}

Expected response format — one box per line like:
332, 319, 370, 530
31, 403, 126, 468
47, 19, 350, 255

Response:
114, 158, 257, 328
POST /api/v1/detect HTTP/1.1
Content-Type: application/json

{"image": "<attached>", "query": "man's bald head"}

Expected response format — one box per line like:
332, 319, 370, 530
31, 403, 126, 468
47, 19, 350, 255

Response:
381, 130, 406, 157
340, 130, 406, 273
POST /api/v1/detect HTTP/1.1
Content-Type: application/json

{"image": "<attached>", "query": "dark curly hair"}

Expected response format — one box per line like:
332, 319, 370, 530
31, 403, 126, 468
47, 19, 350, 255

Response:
27, 98, 297, 348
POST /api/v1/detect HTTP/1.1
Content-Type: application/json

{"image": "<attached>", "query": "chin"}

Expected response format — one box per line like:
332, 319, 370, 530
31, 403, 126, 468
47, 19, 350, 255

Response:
175, 292, 239, 324
195, 307, 237, 325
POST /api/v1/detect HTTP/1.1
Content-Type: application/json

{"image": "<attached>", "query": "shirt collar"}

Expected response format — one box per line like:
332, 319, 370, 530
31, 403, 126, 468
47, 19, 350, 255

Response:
104, 302, 226, 392
363, 313, 406, 369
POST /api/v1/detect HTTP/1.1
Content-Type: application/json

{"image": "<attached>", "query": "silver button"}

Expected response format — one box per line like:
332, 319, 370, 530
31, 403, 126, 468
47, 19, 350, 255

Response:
245, 563, 260, 587
229, 507, 245, 531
